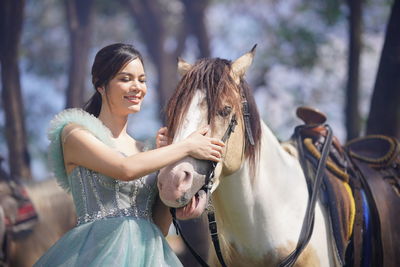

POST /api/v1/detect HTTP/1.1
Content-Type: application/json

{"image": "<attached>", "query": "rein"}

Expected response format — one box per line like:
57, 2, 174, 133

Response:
278, 124, 333, 267
171, 93, 258, 266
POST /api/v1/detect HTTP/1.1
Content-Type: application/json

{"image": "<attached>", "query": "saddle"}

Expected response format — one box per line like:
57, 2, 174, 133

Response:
0, 158, 38, 265
346, 135, 400, 267
295, 106, 400, 267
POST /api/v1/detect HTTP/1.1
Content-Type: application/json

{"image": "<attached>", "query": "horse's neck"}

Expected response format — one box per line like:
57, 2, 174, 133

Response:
27, 179, 76, 232
213, 121, 310, 254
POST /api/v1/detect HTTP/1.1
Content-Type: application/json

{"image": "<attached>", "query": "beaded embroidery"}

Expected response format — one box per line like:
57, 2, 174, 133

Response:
77, 207, 151, 225
72, 167, 157, 226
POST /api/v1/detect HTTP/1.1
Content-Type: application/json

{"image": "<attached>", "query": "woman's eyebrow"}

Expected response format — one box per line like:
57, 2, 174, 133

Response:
117, 72, 146, 77
117, 72, 132, 76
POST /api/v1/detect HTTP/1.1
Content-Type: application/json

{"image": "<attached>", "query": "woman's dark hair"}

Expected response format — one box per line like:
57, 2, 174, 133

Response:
83, 43, 144, 117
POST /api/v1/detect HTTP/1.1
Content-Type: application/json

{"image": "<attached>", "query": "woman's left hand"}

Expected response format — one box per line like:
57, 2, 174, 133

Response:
156, 127, 169, 148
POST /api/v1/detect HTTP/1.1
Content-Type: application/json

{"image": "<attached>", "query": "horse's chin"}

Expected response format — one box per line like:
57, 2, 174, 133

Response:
175, 190, 207, 220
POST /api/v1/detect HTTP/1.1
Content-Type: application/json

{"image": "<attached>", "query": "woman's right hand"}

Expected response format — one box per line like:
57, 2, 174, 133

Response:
183, 126, 225, 162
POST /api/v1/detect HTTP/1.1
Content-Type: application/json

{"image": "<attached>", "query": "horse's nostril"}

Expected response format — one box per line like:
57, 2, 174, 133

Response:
183, 171, 192, 183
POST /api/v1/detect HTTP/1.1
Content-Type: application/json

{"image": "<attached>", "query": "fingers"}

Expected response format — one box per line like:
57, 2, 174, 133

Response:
210, 138, 225, 147
158, 127, 168, 135
156, 127, 169, 148
211, 144, 224, 155
199, 136, 224, 162
211, 150, 222, 160
157, 134, 168, 142
206, 144, 223, 162
208, 155, 221, 163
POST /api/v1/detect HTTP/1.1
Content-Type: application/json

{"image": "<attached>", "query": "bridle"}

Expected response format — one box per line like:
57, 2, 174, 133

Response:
201, 97, 255, 192
170, 98, 254, 267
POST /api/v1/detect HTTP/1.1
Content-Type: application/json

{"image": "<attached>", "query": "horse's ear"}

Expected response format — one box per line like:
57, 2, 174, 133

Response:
177, 57, 193, 76
231, 44, 257, 84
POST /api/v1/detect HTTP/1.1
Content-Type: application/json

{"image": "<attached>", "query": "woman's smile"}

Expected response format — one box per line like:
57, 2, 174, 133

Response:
124, 95, 141, 104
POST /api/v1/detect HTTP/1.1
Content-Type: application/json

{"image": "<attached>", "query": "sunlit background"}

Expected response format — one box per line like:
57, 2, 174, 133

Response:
0, 0, 393, 181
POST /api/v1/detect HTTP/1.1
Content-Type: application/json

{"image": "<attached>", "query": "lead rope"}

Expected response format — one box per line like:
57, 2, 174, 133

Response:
278, 124, 333, 267
170, 208, 210, 267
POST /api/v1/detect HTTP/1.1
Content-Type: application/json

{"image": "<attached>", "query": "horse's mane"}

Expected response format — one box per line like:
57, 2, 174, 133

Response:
165, 57, 261, 169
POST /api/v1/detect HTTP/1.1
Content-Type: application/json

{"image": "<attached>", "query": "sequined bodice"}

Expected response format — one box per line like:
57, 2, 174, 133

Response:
68, 166, 157, 225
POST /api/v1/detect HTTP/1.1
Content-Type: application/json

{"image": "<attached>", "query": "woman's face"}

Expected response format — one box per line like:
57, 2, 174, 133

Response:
102, 58, 147, 115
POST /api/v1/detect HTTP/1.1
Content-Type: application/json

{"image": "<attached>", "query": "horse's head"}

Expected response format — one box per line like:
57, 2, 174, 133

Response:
157, 46, 261, 217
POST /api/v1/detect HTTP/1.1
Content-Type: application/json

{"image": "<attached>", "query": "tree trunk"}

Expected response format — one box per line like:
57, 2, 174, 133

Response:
65, 0, 94, 108
122, 0, 211, 116
122, 0, 181, 116
366, 0, 400, 138
345, 0, 362, 141
0, 0, 32, 181
182, 0, 211, 58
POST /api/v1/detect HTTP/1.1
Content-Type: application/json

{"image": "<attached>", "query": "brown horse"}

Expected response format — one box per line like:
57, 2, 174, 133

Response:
1, 179, 76, 267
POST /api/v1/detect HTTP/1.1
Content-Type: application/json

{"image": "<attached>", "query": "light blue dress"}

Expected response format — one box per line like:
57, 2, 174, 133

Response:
34, 108, 182, 267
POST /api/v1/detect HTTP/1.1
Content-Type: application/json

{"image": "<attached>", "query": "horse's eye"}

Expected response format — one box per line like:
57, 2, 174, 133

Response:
218, 106, 232, 117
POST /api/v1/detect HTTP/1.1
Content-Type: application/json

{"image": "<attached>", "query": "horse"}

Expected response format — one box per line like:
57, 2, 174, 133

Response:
157, 46, 400, 266
0, 178, 75, 267
157, 46, 338, 266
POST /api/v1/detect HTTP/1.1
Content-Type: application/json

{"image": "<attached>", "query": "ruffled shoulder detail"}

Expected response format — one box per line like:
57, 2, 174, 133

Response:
47, 108, 115, 191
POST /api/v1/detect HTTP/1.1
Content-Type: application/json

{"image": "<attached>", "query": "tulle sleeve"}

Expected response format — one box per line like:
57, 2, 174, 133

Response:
47, 108, 115, 191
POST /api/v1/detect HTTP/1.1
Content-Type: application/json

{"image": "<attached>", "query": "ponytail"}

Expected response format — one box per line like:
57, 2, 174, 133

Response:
83, 91, 102, 117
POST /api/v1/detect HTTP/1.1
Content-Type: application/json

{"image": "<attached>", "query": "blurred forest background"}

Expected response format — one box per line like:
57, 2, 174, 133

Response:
0, 0, 399, 183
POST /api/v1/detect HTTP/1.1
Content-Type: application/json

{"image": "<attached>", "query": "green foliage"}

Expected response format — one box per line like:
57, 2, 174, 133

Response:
21, 0, 68, 78
311, 0, 343, 26
95, 0, 126, 17
274, 22, 322, 68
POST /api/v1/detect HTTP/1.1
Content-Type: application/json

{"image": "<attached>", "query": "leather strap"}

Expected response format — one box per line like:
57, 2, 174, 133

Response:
242, 99, 255, 146
170, 208, 210, 267
208, 211, 228, 267
279, 124, 333, 267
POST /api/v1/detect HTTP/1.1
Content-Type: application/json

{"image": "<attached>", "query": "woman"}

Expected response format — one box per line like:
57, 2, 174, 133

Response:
34, 43, 224, 266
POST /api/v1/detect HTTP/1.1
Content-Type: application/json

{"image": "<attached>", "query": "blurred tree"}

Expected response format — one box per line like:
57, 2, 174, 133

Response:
0, 0, 32, 181
22, 0, 68, 78
366, 0, 400, 138
181, 0, 211, 58
120, 0, 185, 115
65, 0, 94, 108
120, 0, 211, 117
345, 0, 363, 141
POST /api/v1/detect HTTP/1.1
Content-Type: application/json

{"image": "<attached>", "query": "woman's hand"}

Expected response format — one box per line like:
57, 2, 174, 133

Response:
156, 127, 169, 148
183, 126, 225, 162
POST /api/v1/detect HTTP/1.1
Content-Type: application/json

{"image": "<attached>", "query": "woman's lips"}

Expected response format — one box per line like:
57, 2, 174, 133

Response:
124, 95, 141, 104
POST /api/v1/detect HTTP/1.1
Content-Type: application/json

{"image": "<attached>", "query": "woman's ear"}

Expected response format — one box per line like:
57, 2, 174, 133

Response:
97, 87, 105, 96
